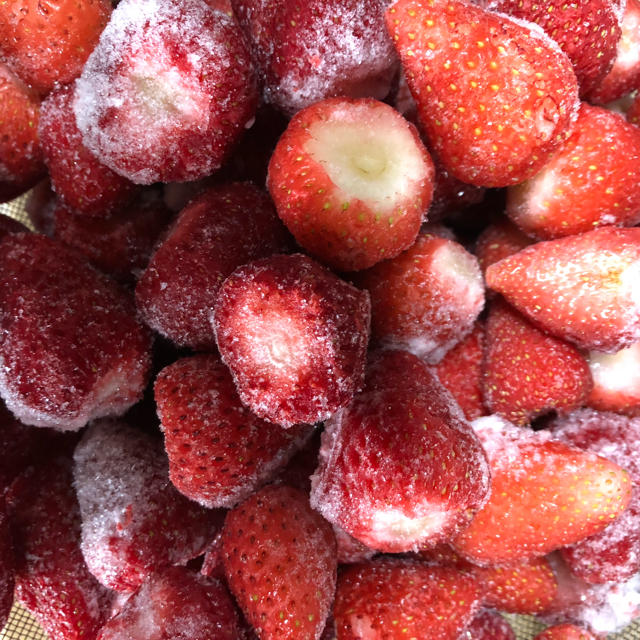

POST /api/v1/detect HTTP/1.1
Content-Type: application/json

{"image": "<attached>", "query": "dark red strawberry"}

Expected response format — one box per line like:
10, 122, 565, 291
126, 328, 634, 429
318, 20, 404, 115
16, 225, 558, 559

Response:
221, 485, 337, 640
533, 624, 596, 640
459, 610, 516, 640
474, 217, 532, 276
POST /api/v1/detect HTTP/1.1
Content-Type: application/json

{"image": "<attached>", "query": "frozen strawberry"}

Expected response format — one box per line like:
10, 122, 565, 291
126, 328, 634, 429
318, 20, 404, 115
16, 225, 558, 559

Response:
485, 227, 640, 352
155, 354, 313, 508
74, 0, 257, 184
474, 217, 532, 276
221, 485, 337, 640
483, 300, 592, 425
357, 232, 484, 363
459, 610, 516, 640
0, 0, 111, 94
73, 420, 220, 593
97, 567, 241, 640
310, 350, 490, 552
9, 457, 113, 640
588, 0, 640, 104
334, 558, 481, 640
435, 322, 486, 420
0, 63, 45, 203
484, 0, 621, 96
39, 83, 138, 216
231, 0, 396, 115
452, 416, 632, 565
214, 254, 370, 428
533, 624, 596, 640
386, 0, 579, 187
507, 103, 640, 239
333, 525, 377, 565
136, 183, 292, 350
267, 97, 434, 271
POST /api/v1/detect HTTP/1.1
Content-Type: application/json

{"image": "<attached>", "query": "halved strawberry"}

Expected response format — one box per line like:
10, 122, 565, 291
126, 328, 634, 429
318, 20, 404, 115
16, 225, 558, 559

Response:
474, 217, 532, 276
386, 0, 580, 187
485, 227, 640, 352
267, 97, 434, 271
452, 416, 632, 565
533, 624, 596, 640
460, 610, 516, 640
506, 103, 640, 239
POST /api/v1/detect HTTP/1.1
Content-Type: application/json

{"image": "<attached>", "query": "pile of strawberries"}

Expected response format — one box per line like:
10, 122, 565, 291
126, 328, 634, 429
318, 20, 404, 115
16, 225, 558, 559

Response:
1, 0, 640, 638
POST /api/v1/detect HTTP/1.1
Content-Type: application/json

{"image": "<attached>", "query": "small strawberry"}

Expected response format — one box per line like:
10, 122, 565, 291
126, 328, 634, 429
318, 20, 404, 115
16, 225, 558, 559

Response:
533, 624, 596, 640
386, 0, 580, 187
460, 610, 516, 640
267, 97, 434, 271
474, 216, 532, 276
485, 227, 640, 352
221, 485, 337, 640
452, 416, 632, 565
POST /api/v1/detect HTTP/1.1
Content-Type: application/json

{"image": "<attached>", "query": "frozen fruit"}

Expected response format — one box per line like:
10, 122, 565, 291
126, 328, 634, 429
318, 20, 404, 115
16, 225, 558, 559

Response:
459, 610, 516, 640
221, 485, 337, 640
333, 524, 377, 565
213, 253, 370, 428
310, 350, 490, 552
486, 227, 640, 352
155, 354, 313, 508
136, 183, 292, 350
74, 0, 258, 184
386, 0, 579, 187
533, 624, 596, 640
474, 217, 532, 276
267, 97, 434, 271
73, 420, 219, 593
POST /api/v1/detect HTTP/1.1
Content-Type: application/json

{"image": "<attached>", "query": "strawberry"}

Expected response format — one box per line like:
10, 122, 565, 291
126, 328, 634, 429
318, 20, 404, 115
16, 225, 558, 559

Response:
74, 0, 258, 184
485, 227, 640, 352
310, 350, 490, 553
356, 231, 485, 363
221, 485, 337, 640
506, 103, 640, 239
533, 625, 596, 640
267, 97, 434, 271
474, 216, 532, 276
0, 0, 111, 95
0, 63, 45, 203
452, 416, 632, 565
213, 254, 371, 428
334, 558, 481, 640
482, 299, 592, 425
460, 610, 516, 640
385, 0, 580, 187
155, 354, 313, 508
333, 524, 377, 565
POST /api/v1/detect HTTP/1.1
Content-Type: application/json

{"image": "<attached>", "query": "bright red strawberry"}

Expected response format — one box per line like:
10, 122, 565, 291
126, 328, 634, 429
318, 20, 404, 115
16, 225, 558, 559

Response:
485, 227, 640, 352
39, 83, 138, 217
435, 322, 486, 420
459, 610, 516, 640
213, 254, 370, 428
267, 97, 434, 271
356, 232, 484, 363
474, 216, 532, 276
483, 299, 592, 425
507, 103, 640, 239
484, 0, 621, 96
310, 350, 490, 553
385, 0, 579, 187
334, 558, 481, 640
534, 624, 596, 640
73, 420, 221, 593
0, 63, 45, 203
452, 416, 632, 565
136, 183, 292, 350
221, 485, 337, 640
0, 0, 111, 94
74, 0, 257, 184
155, 354, 313, 508
97, 567, 241, 640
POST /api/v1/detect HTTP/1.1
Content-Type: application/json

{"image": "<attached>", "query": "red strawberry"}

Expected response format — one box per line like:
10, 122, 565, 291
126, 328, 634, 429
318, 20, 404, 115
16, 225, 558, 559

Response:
485, 227, 640, 352
213, 254, 371, 428
221, 485, 337, 640
334, 558, 481, 640
155, 354, 313, 508
533, 624, 596, 640
0, 63, 45, 203
507, 103, 640, 239
310, 350, 490, 553
39, 83, 138, 217
356, 232, 485, 363
74, 0, 258, 184
267, 97, 434, 271
0, 0, 111, 95
73, 420, 221, 593
385, 0, 579, 187
483, 299, 592, 425
97, 567, 241, 640
459, 610, 516, 640
452, 416, 632, 565
474, 216, 532, 276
